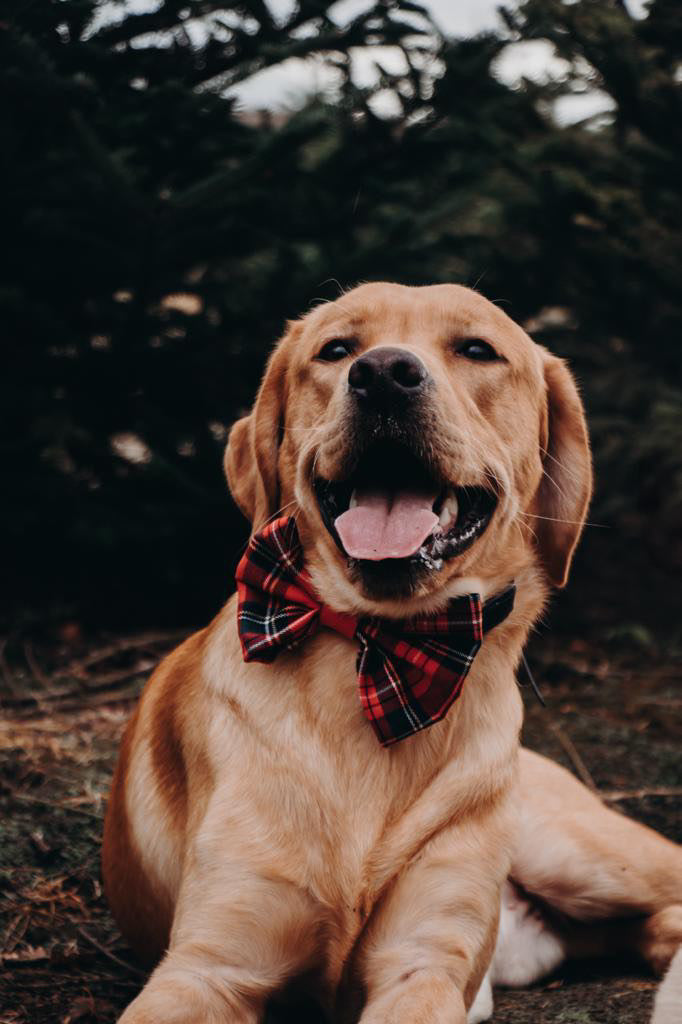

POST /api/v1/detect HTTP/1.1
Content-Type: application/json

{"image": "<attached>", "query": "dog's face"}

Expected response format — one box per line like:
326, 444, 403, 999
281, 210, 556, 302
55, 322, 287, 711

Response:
226, 283, 592, 617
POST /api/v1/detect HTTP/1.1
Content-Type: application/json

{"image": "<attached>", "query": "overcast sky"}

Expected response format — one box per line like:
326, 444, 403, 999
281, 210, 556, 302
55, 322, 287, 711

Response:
226, 0, 647, 122
232, 0, 511, 109
98, 0, 649, 122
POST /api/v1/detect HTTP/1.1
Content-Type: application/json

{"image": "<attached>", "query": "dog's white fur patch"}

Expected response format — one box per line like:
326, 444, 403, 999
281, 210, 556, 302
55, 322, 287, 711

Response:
468, 972, 494, 1023
467, 881, 567, 1021
652, 946, 682, 1024
491, 881, 566, 988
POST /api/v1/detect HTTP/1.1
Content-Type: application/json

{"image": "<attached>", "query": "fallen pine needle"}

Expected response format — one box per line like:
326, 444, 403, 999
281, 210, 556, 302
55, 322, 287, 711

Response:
77, 926, 146, 977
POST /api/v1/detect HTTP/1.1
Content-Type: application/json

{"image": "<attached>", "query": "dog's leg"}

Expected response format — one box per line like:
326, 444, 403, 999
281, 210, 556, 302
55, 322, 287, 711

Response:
356, 810, 511, 1024
117, 861, 320, 1024
512, 749, 682, 975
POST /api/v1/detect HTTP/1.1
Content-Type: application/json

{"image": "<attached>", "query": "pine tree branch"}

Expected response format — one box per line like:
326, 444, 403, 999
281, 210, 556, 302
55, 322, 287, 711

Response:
88, 0, 214, 47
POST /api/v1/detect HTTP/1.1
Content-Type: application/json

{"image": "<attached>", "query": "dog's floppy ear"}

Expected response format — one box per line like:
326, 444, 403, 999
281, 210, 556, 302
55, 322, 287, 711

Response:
534, 351, 593, 588
225, 326, 297, 530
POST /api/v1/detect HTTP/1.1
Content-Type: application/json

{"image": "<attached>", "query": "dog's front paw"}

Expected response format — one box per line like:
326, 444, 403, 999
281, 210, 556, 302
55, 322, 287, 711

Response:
359, 968, 467, 1024
117, 971, 259, 1024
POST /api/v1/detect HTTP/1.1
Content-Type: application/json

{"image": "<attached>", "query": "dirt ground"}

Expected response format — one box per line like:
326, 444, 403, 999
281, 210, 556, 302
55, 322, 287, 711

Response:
1, 625, 680, 1023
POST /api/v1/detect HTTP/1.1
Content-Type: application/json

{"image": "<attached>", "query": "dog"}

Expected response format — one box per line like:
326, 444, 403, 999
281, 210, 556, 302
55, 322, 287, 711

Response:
103, 282, 682, 1023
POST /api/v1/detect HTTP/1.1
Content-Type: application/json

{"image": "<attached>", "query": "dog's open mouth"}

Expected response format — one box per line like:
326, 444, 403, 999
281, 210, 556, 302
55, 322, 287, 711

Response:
314, 440, 497, 574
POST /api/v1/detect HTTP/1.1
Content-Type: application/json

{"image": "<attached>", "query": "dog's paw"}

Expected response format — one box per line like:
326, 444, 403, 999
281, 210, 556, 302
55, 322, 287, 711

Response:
651, 946, 682, 1024
117, 971, 259, 1024
638, 905, 682, 977
467, 973, 493, 1023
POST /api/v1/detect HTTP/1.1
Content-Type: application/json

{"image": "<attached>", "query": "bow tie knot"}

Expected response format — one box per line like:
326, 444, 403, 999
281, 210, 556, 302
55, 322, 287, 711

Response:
235, 516, 515, 747
317, 604, 357, 640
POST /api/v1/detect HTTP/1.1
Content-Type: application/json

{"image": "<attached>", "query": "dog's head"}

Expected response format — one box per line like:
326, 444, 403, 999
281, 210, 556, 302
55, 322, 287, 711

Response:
226, 283, 592, 618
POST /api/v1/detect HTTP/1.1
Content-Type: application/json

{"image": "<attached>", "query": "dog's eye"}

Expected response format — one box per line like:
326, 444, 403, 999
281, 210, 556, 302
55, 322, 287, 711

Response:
316, 339, 356, 362
456, 339, 500, 362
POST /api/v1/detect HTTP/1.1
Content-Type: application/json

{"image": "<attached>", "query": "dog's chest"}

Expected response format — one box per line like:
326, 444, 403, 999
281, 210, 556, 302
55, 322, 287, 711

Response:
211, 633, 455, 910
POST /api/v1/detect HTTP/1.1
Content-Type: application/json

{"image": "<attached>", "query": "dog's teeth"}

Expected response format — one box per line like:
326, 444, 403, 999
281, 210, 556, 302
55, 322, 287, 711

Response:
438, 491, 459, 530
349, 490, 358, 509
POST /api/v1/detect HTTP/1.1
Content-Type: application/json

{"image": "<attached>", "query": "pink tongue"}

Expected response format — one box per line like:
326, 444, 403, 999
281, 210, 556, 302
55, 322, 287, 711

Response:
335, 488, 439, 561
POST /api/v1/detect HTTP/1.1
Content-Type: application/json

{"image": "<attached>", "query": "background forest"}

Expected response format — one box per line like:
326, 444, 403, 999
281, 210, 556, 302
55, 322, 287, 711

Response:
3, 0, 682, 634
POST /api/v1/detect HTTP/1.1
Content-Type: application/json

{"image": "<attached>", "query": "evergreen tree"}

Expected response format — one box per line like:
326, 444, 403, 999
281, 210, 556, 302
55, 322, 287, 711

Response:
2, 0, 680, 628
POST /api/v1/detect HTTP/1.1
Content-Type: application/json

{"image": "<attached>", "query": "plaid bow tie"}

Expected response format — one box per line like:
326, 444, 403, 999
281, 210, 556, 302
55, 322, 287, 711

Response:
235, 516, 515, 747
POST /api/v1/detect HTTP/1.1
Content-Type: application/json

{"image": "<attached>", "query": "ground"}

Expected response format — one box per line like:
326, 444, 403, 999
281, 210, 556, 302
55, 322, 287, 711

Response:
1, 626, 680, 1024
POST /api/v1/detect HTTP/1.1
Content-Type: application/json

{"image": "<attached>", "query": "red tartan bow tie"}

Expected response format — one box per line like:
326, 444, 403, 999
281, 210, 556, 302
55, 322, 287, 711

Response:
235, 517, 515, 747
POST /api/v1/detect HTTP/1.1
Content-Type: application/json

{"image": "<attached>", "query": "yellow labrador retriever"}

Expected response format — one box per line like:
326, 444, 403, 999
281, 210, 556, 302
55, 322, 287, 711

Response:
103, 283, 682, 1023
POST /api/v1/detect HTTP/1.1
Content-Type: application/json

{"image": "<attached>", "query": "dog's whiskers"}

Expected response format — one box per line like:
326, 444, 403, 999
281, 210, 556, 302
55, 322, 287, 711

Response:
518, 511, 606, 529
253, 500, 300, 537
540, 446, 583, 491
514, 516, 538, 544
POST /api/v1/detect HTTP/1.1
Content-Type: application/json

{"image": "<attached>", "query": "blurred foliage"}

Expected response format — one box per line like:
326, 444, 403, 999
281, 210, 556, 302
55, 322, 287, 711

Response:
1, 0, 680, 629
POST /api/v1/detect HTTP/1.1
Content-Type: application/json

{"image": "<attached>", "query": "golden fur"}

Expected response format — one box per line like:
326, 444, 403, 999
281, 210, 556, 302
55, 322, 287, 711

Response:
103, 283, 682, 1023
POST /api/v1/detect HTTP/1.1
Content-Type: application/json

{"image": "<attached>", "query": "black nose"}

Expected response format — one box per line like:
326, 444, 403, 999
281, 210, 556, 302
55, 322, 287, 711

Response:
348, 347, 429, 405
